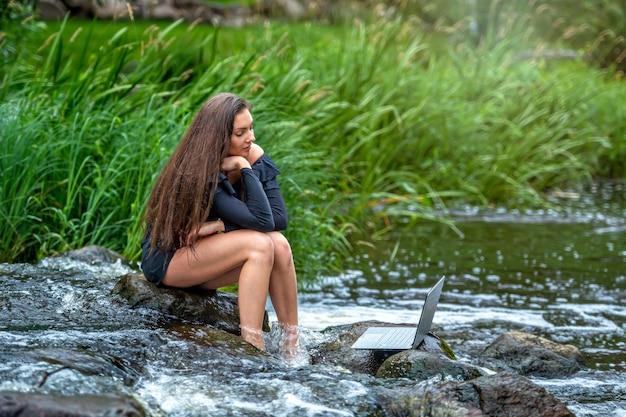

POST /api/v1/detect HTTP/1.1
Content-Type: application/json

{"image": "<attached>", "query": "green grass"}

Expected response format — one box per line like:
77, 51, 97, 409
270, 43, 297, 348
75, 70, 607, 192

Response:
1, 14, 625, 281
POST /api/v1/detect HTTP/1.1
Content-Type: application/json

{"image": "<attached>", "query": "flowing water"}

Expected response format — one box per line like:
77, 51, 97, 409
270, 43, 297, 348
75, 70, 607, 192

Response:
0, 185, 624, 416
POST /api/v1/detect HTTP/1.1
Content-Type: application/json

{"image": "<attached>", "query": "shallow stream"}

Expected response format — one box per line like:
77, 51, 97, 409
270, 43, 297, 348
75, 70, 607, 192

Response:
1, 186, 624, 416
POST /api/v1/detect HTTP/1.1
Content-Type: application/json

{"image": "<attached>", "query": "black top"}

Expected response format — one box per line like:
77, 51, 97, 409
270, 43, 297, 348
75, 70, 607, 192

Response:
211, 154, 287, 232
141, 153, 287, 285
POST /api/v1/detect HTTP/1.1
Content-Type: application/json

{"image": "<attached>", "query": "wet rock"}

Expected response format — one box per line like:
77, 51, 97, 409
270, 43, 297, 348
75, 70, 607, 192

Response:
375, 371, 573, 417
112, 272, 270, 335
61, 245, 130, 266
376, 349, 486, 381
0, 391, 146, 417
167, 324, 280, 366
309, 320, 455, 375
446, 372, 575, 417
307, 323, 574, 415
376, 384, 478, 417
478, 331, 586, 378
29, 348, 141, 387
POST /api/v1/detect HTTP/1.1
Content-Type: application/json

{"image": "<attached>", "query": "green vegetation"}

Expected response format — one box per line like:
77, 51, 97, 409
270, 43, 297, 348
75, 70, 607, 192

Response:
397, 0, 626, 74
1, 3, 625, 281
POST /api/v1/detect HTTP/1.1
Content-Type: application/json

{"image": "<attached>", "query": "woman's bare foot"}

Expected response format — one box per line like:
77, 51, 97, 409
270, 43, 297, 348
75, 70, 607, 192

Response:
240, 326, 265, 350
279, 323, 301, 360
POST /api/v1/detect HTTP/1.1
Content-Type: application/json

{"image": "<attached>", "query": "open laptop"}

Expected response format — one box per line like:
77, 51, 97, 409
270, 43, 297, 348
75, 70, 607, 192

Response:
351, 276, 445, 351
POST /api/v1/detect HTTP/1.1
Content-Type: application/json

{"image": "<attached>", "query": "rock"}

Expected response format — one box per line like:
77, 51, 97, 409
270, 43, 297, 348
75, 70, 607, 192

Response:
376, 384, 473, 417
375, 370, 573, 417
93, 0, 129, 19
37, 0, 69, 19
376, 349, 486, 381
447, 372, 575, 417
167, 324, 280, 365
310, 320, 455, 375
30, 348, 140, 386
39, 0, 250, 25
479, 331, 586, 378
307, 323, 573, 415
276, 0, 307, 19
61, 245, 130, 266
112, 272, 270, 335
146, 3, 180, 20
0, 391, 145, 417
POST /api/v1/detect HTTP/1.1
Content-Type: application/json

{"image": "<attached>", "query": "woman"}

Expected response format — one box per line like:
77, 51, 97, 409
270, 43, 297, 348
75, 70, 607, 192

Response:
141, 93, 299, 355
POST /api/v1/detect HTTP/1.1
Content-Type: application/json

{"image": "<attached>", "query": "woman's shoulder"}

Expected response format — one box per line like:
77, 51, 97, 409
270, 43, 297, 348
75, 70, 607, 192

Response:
251, 153, 281, 181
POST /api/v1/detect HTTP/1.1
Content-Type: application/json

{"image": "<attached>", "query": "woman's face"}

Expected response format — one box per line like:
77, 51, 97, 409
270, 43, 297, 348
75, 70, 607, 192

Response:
228, 108, 255, 157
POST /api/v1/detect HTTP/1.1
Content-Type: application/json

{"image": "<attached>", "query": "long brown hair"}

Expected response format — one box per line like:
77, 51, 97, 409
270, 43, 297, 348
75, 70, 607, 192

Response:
144, 93, 250, 252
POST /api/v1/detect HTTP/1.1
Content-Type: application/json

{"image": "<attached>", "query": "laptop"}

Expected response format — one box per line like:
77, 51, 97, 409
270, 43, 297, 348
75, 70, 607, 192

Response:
351, 276, 445, 351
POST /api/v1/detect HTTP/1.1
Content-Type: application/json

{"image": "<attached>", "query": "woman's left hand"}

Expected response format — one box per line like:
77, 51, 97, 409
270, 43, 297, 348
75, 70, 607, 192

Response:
186, 220, 225, 245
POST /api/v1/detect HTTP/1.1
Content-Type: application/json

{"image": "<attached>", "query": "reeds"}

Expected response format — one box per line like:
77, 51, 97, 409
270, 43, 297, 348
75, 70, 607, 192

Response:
1, 14, 624, 279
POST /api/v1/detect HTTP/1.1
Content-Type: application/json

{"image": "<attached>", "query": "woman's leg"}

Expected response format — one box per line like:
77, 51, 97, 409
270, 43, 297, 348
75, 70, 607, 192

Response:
266, 232, 298, 326
266, 232, 299, 355
163, 230, 274, 349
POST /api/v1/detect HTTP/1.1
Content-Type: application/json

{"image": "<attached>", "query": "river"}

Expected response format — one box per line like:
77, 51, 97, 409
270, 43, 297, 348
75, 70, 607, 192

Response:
1, 185, 624, 416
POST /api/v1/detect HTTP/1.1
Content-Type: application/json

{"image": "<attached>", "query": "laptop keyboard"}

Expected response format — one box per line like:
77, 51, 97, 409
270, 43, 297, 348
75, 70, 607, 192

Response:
377, 328, 414, 348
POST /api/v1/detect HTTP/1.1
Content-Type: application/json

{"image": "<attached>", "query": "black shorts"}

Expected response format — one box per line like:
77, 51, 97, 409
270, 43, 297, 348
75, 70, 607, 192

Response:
141, 235, 175, 286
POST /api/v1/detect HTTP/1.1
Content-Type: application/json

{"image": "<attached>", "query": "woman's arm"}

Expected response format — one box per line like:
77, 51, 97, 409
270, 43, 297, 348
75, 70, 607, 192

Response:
263, 188, 287, 230
251, 153, 288, 231
226, 144, 264, 185
185, 220, 225, 245
247, 143, 265, 165
212, 157, 275, 232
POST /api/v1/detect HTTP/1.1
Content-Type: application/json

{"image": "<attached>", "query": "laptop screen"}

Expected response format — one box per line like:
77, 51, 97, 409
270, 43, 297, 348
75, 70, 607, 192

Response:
412, 276, 445, 348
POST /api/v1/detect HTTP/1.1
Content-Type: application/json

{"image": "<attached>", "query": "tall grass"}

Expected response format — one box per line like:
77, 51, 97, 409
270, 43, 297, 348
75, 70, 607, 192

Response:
1, 15, 625, 280
290, 17, 624, 210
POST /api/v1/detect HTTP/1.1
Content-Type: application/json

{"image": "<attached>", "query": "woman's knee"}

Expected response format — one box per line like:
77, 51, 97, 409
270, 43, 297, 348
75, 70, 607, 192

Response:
246, 231, 275, 259
268, 232, 293, 262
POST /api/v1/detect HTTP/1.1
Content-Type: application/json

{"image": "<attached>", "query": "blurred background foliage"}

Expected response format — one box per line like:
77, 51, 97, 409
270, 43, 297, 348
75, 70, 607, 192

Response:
4, 0, 626, 73
397, 0, 626, 74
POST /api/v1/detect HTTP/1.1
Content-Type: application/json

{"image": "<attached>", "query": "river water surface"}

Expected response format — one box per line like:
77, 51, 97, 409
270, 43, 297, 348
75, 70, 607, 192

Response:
1, 186, 624, 416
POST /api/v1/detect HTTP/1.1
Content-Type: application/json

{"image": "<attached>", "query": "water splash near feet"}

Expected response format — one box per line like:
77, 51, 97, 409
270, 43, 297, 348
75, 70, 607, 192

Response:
266, 322, 310, 367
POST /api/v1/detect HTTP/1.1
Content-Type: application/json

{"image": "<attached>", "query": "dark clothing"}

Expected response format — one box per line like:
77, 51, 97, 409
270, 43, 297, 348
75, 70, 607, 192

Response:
211, 154, 288, 232
140, 234, 175, 285
141, 153, 287, 285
